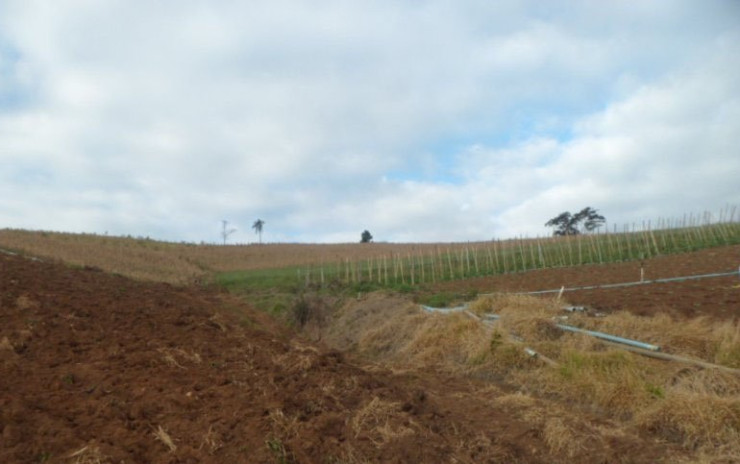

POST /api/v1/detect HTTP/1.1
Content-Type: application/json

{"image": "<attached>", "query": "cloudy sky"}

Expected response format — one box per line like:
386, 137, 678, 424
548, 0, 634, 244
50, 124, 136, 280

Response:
1, 1, 738, 243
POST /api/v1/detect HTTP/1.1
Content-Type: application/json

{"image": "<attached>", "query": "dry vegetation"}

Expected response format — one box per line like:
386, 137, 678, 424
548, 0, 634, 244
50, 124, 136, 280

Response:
323, 293, 740, 462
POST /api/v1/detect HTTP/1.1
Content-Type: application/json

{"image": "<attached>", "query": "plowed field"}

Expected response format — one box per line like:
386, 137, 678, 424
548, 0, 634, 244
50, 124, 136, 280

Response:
433, 244, 740, 321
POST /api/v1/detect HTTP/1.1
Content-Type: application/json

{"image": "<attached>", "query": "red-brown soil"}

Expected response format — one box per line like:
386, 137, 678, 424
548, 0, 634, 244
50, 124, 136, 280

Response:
433, 245, 740, 321
0, 251, 713, 463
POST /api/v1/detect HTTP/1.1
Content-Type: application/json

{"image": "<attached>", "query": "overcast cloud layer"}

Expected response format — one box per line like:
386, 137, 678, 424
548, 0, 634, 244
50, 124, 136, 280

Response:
1, 1, 739, 243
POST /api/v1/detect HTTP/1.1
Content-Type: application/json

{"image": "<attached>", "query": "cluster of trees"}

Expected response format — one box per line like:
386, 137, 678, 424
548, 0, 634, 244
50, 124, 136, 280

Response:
545, 207, 605, 236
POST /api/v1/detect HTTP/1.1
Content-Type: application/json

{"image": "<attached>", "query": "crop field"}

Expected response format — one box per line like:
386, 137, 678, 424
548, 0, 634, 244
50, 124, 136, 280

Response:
1, 211, 738, 289
1, 222, 739, 463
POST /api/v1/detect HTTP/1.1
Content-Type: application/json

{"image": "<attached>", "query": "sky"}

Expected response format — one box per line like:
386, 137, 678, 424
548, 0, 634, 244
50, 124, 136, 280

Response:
1, 0, 739, 244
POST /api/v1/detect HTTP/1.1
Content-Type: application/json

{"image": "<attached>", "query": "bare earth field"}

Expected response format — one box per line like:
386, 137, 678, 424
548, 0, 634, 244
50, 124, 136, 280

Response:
1, 245, 738, 463
433, 244, 740, 321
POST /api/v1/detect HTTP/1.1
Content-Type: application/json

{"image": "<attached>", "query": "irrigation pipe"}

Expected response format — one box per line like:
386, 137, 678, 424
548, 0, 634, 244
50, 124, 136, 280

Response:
420, 305, 558, 367
507, 268, 740, 296
420, 304, 469, 313
422, 305, 662, 352
596, 339, 740, 375
555, 324, 661, 352
419, 305, 739, 373
463, 310, 558, 367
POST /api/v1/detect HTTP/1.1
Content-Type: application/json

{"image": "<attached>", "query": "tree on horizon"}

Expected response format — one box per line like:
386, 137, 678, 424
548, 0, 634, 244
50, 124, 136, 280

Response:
221, 220, 237, 245
252, 219, 265, 244
545, 207, 605, 236
360, 230, 373, 243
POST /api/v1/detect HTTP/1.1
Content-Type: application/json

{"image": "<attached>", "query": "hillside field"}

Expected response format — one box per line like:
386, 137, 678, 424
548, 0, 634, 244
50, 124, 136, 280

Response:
1, 229, 739, 463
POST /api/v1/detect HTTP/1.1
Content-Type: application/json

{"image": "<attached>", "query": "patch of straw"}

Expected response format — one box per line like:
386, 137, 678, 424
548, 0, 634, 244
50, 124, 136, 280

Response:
268, 409, 300, 439
543, 417, 588, 458
152, 425, 177, 452
636, 392, 740, 452
351, 396, 416, 445
198, 425, 224, 454
67, 445, 110, 464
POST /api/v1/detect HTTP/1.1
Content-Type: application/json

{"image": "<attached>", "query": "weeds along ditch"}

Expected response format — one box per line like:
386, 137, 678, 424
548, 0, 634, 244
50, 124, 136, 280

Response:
322, 293, 740, 461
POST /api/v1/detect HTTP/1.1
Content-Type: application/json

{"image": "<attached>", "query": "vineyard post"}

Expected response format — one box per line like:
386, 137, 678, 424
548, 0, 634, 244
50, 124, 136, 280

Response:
408, 253, 414, 286
587, 233, 599, 263
447, 248, 454, 280
493, 241, 501, 273
658, 218, 668, 250
666, 220, 676, 253
435, 247, 442, 281
528, 239, 536, 269
555, 237, 565, 267
454, 248, 461, 278
613, 224, 623, 260
640, 221, 651, 258
713, 214, 728, 244
605, 224, 614, 260
486, 246, 493, 275
460, 247, 470, 277
650, 227, 661, 255
514, 239, 527, 272
688, 214, 698, 247
537, 240, 545, 268
502, 242, 508, 273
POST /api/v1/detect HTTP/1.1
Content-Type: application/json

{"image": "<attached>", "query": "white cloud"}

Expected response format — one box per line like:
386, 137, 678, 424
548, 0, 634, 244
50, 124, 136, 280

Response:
0, 1, 738, 243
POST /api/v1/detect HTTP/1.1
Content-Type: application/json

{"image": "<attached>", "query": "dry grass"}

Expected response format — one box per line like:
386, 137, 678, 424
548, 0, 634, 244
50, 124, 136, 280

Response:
152, 425, 177, 452
66, 445, 110, 464
198, 425, 224, 454
268, 409, 301, 440
15, 294, 38, 310
542, 416, 591, 458
351, 396, 417, 445
333, 293, 740, 460
157, 347, 202, 369
637, 392, 740, 448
